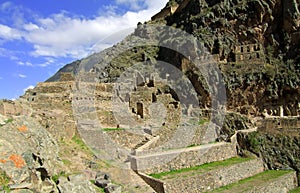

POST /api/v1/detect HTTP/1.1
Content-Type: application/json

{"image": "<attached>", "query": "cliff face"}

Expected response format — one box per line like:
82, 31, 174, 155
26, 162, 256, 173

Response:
165, 0, 300, 58
153, 0, 300, 116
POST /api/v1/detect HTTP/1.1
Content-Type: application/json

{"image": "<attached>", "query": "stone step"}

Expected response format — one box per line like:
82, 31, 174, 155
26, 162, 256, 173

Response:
211, 170, 298, 193
144, 157, 265, 193
130, 141, 237, 174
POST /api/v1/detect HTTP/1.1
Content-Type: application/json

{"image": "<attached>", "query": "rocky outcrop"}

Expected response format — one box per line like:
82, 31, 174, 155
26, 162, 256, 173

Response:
0, 116, 61, 192
237, 130, 300, 181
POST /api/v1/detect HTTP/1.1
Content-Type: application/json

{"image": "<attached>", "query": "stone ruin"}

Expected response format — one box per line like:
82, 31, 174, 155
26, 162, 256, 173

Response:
234, 43, 265, 63
151, 0, 190, 21
59, 72, 75, 82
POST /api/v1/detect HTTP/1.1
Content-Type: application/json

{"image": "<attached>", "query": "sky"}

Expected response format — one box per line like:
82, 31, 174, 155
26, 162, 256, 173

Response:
0, 0, 168, 99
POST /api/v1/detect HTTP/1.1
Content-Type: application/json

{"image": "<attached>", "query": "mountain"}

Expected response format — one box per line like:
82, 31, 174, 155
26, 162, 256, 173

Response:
48, 0, 300, 117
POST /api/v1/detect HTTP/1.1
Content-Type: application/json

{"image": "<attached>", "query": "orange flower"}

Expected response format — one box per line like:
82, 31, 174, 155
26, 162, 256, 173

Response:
9, 154, 26, 168
18, 125, 28, 132
0, 159, 6, 164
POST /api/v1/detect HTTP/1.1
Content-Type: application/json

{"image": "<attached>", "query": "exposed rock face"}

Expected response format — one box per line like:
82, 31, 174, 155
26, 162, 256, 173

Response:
237, 131, 300, 175
0, 116, 61, 192
57, 174, 96, 193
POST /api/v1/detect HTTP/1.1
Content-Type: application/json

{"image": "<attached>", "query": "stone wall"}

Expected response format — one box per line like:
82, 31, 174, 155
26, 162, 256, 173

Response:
234, 44, 265, 63
151, 5, 179, 21
163, 158, 265, 193
246, 171, 298, 193
259, 117, 300, 136
0, 100, 29, 116
138, 158, 266, 193
130, 141, 237, 174
138, 173, 165, 193
59, 72, 75, 81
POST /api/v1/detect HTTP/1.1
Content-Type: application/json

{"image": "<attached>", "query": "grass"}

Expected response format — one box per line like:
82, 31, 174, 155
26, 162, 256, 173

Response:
90, 180, 106, 193
211, 170, 293, 193
186, 144, 198, 148
290, 187, 300, 193
0, 118, 14, 127
0, 170, 10, 192
51, 171, 73, 184
62, 159, 72, 166
72, 135, 90, 151
102, 128, 125, 132
149, 157, 252, 180
0, 170, 10, 185
198, 118, 209, 125
5, 118, 13, 124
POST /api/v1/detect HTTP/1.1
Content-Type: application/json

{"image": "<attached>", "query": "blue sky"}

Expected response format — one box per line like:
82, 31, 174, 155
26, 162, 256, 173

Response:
0, 0, 168, 99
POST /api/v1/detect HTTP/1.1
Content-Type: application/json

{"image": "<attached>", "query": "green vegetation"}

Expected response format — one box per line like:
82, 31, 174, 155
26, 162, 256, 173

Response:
51, 171, 69, 184
290, 187, 300, 193
198, 118, 209, 125
247, 132, 265, 152
72, 135, 89, 150
0, 170, 11, 192
0, 170, 10, 185
149, 157, 252, 180
102, 128, 125, 132
211, 170, 293, 192
186, 144, 198, 148
5, 118, 13, 124
90, 180, 105, 193
0, 118, 14, 128
62, 159, 72, 166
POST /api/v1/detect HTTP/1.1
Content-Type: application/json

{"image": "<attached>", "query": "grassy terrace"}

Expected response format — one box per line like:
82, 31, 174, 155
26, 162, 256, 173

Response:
211, 170, 293, 193
102, 128, 125, 131
149, 157, 252, 180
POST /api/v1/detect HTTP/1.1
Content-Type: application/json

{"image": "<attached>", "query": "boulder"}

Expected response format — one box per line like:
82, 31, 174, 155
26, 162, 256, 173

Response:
57, 174, 95, 193
104, 184, 122, 193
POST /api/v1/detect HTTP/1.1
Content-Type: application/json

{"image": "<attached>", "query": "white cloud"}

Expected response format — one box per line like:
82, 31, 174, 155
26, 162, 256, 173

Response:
23, 85, 34, 93
0, 77, 3, 80
17, 61, 33, 66
38, 57, 56, 67
24, 0, 168, 58
18, 74, 27, 78
0, 0, 168, 60
116, 0, 146, 10
0, 24, 22, 41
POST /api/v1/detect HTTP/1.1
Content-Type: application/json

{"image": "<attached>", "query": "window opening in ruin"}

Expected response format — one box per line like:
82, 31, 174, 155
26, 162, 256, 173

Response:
137, 102, 144, 118
256, 53, 260, 59
147, 80, 154, 87
247, 46, 250, 52
240, 47, 243, 52
152, 93, 157, 103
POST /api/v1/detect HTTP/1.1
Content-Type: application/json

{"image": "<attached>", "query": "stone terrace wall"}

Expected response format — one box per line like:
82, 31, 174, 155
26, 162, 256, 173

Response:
131, 141, 237, 174
138, 159, 266, 193
249, 171, 298, 193
138, 173, 165, 193
259, 117, 300, 136
0, 100, 30, 116
163, 158, 265, 193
